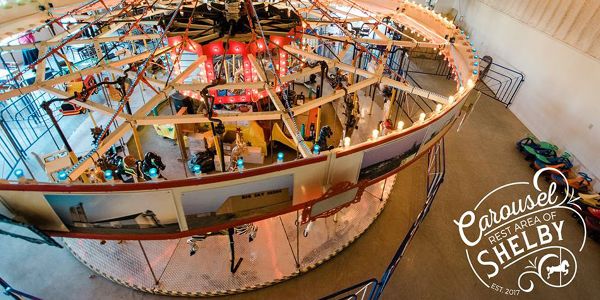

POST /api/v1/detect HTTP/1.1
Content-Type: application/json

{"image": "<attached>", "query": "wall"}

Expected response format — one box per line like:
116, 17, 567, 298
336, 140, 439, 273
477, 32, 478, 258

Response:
469, 0, 600, 60
442, 0, 600, 186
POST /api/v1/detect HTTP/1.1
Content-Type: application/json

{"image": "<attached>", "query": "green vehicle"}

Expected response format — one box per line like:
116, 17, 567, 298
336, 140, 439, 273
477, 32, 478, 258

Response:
516, 135, 558, 162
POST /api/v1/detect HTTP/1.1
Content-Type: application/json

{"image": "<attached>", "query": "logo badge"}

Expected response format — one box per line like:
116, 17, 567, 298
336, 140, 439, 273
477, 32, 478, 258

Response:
454, 168, 586, 295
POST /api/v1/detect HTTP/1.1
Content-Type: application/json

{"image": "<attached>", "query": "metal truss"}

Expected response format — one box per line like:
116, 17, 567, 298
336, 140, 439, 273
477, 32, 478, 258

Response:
0, 0, 462, 181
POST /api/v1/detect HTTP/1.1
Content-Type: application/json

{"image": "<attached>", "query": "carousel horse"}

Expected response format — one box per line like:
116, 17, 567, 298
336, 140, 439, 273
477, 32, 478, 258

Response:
228, 129, 247, 172
188, 150, 216, 174
138, 151, 167, 180
95, 155, 120, 173
91, 126, 120, 169
546, 260, 570, 279
342, 92, 360, 136
314, 125, 334, 152
148, 58, 166, 78
90, 126, 110, 145
327, 70, 348, 89
115, 155, 139, 183
114, 152, 166, 182
186, 224, 258, 273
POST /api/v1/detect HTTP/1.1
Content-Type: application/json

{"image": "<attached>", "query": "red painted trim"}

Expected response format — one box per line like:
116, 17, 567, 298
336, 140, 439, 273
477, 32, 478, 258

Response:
43, 127, 450, 241
0, 156, 327, 192
0, 103, 461, 193
45, 183, 352, 240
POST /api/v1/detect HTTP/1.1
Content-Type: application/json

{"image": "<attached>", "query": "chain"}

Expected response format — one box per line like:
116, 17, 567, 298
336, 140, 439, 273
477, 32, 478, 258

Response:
245, 0, 311, 155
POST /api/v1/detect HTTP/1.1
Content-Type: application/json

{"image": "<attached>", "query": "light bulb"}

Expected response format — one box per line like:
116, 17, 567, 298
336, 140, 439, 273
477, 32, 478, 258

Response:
419, 113, 426, 123
448, 96, 455, 104
313, 144, 320, 155
237, 158, 244, 172
435, 104, 443, 113
192, 164, 202, 176
149, 167, 158, 180
344, 137, 351, 148
467, 79, 475, 88
397, 121, 404, 131
372, 129, 379, 140
459, 86, 465, 94
58, 171, 68, 182
104, 169, 114, 182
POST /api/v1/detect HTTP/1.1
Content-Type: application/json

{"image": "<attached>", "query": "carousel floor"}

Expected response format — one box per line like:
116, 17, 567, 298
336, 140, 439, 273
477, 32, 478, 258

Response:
2, 82, 599, 299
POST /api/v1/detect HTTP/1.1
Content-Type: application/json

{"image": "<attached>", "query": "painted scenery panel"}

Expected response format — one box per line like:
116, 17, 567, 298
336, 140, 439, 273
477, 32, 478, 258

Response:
358, 127, 428, 181
310, 187, 359, 218
421, 104, 462, 146
181, 174, 294, 229
44, 191, 179, 234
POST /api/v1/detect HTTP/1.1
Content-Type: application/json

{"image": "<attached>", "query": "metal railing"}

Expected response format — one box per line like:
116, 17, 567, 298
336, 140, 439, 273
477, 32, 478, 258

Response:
474, 56, 524, 107
385, 58, 439, 128
1, 276, 42, 300
396, 50, 524, 108
405, 49, 451, 77
321, 139, 446, 300
0, 90, 63, 179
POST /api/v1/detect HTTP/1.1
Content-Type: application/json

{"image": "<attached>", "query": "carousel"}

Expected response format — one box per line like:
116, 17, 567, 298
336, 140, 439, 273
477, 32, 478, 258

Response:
0, 0, 479, 296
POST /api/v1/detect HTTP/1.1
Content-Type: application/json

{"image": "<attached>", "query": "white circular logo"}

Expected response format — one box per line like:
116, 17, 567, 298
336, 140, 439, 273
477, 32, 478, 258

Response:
454, 168, 586, 295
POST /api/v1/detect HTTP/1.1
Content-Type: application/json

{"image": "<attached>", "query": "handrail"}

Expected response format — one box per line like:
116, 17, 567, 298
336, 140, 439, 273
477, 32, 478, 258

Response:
405, 73, 434, 112
475, 60, 524, 107
0, 277, 42, 300
321, 139, 446, 300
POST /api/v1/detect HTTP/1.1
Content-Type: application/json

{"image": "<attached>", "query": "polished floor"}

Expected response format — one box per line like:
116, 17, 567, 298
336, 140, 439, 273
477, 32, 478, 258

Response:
1, 92, 599, 299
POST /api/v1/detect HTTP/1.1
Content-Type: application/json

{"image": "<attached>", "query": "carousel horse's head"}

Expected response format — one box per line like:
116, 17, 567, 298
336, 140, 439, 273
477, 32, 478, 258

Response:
320, 125, 333, 139
145, 152, 166, 171
120, 155, 138, 175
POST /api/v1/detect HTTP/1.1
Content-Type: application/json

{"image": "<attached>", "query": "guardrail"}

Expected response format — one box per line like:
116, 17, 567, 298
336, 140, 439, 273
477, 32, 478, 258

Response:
0, 276, 41, 300
406, 49, 451, 77
0, 90, 63, 179
475, 56, 524, 107
321, 139, 446, 300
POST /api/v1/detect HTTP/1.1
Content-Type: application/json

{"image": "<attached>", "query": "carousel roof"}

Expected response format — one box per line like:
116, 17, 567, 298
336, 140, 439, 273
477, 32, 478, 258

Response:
0, 0, 478, 181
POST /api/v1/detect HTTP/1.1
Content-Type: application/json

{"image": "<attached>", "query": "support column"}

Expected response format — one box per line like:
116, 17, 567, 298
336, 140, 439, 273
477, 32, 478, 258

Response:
129, 122, 144, 161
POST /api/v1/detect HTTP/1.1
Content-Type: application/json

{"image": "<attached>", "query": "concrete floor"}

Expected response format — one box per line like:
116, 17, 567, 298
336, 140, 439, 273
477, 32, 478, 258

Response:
2, 92, 598, 299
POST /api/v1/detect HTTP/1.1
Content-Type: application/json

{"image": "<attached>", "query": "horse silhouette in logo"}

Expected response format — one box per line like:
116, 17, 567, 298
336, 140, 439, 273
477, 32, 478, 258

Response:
546, 260, 570, 279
